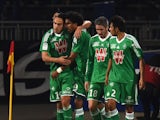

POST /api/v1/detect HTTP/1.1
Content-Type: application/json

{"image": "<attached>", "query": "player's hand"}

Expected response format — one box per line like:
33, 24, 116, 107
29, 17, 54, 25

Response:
74, 26, 82, 39
139, 78, 145, 90
84, 81, 90, 92
58, 56, 71, 65
51, 71, 59, 79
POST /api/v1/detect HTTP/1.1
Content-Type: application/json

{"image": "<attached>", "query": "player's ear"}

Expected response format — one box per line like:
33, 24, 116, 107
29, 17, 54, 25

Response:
115, 27, 119, 33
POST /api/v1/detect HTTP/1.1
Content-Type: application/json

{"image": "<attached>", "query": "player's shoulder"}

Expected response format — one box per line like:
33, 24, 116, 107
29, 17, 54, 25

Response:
42, 28, 53, 41
125, 33, 141, 48
81, 30, 90, 35
125, 33, 137, 41
81, 30, 91, 39
43, 28, 53, 37
109, 36, 116, 40
91, 34, 99, 39
46, 28, 54, 34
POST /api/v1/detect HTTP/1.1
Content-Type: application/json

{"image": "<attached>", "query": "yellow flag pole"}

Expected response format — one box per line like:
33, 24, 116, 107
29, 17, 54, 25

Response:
9, 54, 14, 120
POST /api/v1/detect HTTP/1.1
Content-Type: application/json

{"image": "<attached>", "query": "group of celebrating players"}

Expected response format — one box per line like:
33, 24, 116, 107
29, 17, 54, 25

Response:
39, 11, 145, 120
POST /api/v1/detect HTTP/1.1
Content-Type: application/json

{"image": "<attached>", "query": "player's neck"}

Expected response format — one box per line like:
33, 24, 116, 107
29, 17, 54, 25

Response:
117, 32, 125, 41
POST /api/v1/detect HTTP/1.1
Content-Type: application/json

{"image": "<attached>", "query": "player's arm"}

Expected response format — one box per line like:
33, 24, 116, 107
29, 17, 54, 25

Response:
51, 52, 77, 78
82, 20, 92, 29
105, 59, 112, 85
84, 41, 94, 91
74, 20, 92, 39
52, 36, 83, 78
60, 51, 77, 70
41, 51, 71, 65
138, 58, 145, 90
131, 37, 145, 89
40, 29, 70, 65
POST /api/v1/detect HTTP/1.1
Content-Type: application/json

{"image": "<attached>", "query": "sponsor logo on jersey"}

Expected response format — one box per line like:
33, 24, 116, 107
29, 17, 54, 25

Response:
54, 40, 67, 54
95, 48, 107, 62
113, 50, 124, 64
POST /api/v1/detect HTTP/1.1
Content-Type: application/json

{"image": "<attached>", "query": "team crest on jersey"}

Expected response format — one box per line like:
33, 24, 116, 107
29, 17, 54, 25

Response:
123, 44, 127, 49
95, 48, 107, 62
113, 50, 124, 64
101, 43, 104, 47
54, 40, 67, 54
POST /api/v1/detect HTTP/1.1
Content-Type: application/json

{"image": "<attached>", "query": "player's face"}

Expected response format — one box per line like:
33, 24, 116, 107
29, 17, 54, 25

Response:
109, 23, 117, 36
95, 25, 108, 38
65, 19, 76, 33
53, 17, 64, 34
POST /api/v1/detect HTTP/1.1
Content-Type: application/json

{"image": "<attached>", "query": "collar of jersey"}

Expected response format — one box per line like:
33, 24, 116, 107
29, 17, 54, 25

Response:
54, 32, 63, 37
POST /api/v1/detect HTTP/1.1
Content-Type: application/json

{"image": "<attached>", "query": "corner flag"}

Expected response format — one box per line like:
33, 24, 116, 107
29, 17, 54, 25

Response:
7, 40, 15, 120
7, 41, 14, 73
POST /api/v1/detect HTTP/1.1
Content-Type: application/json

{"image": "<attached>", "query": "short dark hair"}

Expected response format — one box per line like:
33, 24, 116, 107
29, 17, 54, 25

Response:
65, 11, 84, 26
109, 15, 126, 32
94, 16, 109, 28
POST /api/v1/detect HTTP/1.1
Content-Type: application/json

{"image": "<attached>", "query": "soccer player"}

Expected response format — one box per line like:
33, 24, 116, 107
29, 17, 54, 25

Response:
85, 16, 111, 120
40, 13, 74, 120
105, 15, 145, 120
40, 11, 91, 120
52, 11, 91, 120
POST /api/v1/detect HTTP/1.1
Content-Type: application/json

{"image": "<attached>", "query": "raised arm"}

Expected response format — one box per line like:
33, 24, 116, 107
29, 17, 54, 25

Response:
74, 20, 92, 39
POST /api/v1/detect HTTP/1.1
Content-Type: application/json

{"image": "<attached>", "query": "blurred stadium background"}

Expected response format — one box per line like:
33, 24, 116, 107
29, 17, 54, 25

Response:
0, 0, 160, 119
